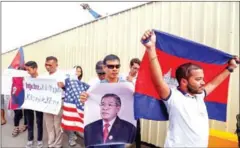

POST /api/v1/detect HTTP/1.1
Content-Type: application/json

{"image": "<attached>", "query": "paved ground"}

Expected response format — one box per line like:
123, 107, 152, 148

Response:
1, 110, 85, 148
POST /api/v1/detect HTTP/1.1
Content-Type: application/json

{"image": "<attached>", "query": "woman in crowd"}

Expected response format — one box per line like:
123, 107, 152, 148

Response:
66, 65, 83, 146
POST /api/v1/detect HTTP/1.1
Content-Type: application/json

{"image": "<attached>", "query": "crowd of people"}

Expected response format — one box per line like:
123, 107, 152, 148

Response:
1, 52, 141, 148
1, 30, 239, 148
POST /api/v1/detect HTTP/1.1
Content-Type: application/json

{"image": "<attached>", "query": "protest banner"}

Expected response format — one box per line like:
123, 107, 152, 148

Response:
21, 77, 63, 115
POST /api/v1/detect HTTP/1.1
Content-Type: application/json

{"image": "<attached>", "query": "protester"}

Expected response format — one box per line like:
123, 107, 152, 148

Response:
236, 114, 240, 147
80, 3, 102, 19
88, 60, 106, 86
141, 29, 239, 147
74, 65, 83, 81
65, 65, 84, 147
121, 58, 141, 85
81, 54, 134, 148
43, 56, 65, 148
12, 67, 28, 137
121, 58, 141, 148
24, 61, 44, 148
1, 94, 7, 125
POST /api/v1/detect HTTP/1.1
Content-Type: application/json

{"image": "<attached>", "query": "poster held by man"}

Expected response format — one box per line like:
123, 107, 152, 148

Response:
84, 82, 136, 147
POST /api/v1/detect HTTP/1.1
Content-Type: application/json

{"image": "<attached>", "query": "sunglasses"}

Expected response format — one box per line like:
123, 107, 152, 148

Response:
97, 72, 105, 75
106, 64, 121, 69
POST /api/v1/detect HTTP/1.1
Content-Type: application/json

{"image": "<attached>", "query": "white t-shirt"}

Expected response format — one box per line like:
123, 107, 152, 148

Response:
40, 70, 65, 83
119, 73, 137, 85
88, 77, 101, 87
163, 88, 209, 147
40, 70, 66, 97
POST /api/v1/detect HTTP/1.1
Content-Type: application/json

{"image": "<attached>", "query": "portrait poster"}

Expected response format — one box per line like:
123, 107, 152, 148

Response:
84, 82, 137, 147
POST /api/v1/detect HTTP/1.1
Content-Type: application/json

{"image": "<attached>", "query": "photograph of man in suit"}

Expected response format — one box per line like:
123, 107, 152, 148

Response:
84, 93, 136, 147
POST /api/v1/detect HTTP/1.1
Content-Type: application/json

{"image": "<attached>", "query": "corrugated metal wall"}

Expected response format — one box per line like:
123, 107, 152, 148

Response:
2, 2, 239, 147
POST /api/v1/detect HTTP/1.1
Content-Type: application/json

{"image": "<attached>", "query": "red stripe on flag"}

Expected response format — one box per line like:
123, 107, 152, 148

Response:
61, 123, 84, 133
62, 114, 84, 123
62, 106, 84, 118
62, 106, 77, 112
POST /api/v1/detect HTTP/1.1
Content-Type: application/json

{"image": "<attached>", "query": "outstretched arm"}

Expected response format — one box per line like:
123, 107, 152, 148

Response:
80, 3, 102, 19
141, 30, 170, 99
205, 56, 239, 96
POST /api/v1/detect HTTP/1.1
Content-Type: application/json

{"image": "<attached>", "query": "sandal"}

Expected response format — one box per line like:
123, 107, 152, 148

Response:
19, 125, 27, 133
12, 127, 20, 137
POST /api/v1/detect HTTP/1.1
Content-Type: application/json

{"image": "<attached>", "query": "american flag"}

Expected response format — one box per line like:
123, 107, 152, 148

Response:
61, 78, 90, 132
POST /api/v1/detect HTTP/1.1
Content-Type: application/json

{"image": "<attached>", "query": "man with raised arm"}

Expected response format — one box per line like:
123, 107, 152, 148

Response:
141, 30, 239, 147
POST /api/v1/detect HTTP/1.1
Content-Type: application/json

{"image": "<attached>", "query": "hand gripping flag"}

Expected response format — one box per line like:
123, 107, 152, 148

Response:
61, 78, 90, 132
134, 29, 233, 122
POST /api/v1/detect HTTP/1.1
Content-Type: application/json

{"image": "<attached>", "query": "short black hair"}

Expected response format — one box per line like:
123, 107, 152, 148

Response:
46, 56, 58, 62
103, 54, 120, 65
73, 65, 83, 81
175, 62, 203, 84
17, 67, 26, 70
25, 61, 38, 69
101, 93, 121, 106
130, 58, 141, 67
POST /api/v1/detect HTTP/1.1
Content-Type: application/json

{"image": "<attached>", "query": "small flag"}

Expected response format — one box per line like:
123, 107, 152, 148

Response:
8, 47, 25, 69
8, 47, 26, 110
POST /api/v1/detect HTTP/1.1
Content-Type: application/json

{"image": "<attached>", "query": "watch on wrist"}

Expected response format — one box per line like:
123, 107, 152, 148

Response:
226, 66, 234, 73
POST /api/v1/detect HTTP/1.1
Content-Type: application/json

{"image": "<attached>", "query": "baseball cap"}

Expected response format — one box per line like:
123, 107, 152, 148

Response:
95, 61, 105, 73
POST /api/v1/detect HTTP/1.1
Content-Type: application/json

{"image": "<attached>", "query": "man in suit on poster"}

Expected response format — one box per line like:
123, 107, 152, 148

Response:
84, 93, 136, 147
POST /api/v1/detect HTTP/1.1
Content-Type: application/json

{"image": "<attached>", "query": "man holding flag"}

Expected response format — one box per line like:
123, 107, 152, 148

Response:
5, 47, 28, 136
140, 30, 239, 147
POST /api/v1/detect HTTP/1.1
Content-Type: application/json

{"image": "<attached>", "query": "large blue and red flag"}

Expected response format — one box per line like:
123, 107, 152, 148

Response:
134, 30, 233, 122
8, 47, 25, 69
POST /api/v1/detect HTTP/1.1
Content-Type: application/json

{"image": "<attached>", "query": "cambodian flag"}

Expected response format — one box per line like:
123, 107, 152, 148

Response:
8, 77, 25, 110
8, 47, 25, 69
7, 47, 25, 110
134, 29, 233, 122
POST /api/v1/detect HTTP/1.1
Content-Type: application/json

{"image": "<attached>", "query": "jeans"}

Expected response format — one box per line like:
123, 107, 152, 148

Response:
65, 130, 77, 141
135, 119, 141, 148
14, 109, 27, 126
1, 95, 4, 109
26, 109, 43, 141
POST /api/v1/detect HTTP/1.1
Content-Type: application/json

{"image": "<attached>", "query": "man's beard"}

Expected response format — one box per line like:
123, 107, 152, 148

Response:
187, 83, 202, 94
